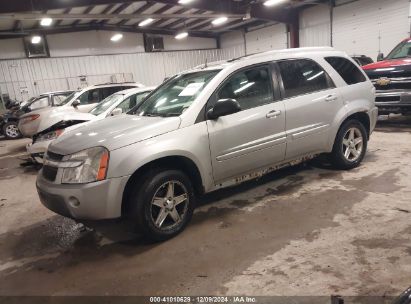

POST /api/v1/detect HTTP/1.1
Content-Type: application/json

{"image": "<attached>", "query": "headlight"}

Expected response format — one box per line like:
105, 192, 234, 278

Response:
36, 129, 64, 142
61, 147, 109, 184
20, 114, 40, 124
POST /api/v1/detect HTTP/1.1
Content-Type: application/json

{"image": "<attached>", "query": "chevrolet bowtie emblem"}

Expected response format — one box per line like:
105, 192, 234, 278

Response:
376, 77, 391, 86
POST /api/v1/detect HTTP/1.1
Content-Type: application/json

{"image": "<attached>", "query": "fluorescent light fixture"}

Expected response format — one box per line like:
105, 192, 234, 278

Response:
263, 0, 287, 7
110, 33, 123, 42
31, 36, 42, 44
139, 18, 154, 27
175, 32, 188, 40
212, 16, 228, 26
178, 0, 194, 4
40, 17, 52, 26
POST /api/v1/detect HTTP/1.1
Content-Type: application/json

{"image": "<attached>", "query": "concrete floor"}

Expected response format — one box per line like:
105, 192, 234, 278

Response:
0, 116, 410, 297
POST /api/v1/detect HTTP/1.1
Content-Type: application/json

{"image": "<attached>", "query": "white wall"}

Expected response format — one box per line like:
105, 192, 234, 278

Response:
245, 24, 288, 54
220, 31, 246, 58
333, 0, 411, 60
299, 5, 331, 47
0, 30, 217, 60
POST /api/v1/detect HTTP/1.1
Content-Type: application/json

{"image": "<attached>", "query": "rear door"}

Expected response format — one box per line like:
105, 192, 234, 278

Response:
207, 64, 287, 183
276, 58, 344, 159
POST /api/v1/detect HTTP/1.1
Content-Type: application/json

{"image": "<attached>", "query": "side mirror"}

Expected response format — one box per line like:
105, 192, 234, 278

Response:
207, 98, 241, 120
111, 108, 123, 116
377, 53, 384, 61
72, 99, 80, 108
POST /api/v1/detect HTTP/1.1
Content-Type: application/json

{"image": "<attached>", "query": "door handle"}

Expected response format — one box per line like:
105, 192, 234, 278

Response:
325, 94, 338, 102
266, 110, 281, 118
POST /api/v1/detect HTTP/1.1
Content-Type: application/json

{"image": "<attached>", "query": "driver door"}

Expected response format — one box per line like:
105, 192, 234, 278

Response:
206, 64, 286, 183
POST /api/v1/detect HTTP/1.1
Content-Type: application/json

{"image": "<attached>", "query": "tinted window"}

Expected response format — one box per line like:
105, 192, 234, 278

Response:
30, 96, 49, 110
325, 57, 366, 85
217, 65, 274, 110
278, 59, 333, 99
78, 89, 100, 104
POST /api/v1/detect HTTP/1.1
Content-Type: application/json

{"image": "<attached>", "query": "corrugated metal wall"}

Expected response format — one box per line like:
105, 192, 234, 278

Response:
333, 0, 411, 60
0, 49, 232, 101
299, 5, 331, 47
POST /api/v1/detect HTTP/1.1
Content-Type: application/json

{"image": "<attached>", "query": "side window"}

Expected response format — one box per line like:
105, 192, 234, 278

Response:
217, 65, 274, 110
278, 59, 334, 99
116, 95, 135, 113
325, 57, 366, 85
102, 87, 124, 99
30, 96, 49, 110
78, 89, 100, 104
53, 94, 68, 106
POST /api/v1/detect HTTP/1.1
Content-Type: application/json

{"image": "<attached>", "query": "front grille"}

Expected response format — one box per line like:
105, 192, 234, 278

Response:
43, 165, 58, 182
374, 82, 411, 91
376, 95, 401, 103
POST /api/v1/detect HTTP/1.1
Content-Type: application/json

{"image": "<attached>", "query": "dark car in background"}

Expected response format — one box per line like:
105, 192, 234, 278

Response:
362, 38, 411, 115
0, 90, 73, 139
352, 55, 374, 66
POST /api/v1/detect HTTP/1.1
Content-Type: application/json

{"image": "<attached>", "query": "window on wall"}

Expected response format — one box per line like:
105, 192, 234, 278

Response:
325, 57, 367, 85
277, 59, 334, 99
217, 65, 274, 110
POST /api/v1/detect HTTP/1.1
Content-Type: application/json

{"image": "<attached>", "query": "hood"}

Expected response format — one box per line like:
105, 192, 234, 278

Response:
362, 58, 411, 78
48, 114, 181, 154
37, 110, 95, 134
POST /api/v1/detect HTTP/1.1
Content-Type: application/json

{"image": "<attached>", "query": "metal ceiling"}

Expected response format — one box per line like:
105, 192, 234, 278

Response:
0, 0, 324, 39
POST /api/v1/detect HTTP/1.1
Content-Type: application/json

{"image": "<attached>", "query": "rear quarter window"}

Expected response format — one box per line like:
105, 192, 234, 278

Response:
325, 57, 366, 85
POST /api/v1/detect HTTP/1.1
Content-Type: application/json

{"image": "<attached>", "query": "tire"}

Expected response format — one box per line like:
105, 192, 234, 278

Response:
129, 169, 195, 242
330, 119, 368, 170
3, 121, 22, 140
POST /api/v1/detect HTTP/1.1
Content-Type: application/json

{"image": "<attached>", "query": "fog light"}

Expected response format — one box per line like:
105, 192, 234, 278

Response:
68, 196, 80, 207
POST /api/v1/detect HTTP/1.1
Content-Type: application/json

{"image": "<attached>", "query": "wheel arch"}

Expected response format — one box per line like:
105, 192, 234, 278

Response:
121, 155, 204, 217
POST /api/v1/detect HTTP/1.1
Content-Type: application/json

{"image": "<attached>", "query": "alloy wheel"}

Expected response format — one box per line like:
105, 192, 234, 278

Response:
5, 124, 20, 139
150, 180, 189, 230
342, 127, 363, 162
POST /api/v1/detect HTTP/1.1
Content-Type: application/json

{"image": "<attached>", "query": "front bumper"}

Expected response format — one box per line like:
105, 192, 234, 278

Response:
374, 90, 411, 114
36, 173, 130, 220
369, 107, 378, 135
27, 140, 51, 164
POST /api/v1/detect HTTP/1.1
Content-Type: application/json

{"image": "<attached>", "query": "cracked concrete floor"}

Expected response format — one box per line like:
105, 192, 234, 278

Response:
0, 116, 410, 297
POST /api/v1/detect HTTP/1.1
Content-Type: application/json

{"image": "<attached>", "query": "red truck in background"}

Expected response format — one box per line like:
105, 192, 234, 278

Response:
362, 38, 411, 115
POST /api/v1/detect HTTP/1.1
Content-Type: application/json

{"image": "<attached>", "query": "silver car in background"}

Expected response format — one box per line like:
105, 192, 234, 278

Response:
37, 47, 378, 241
18, 82, 144, 138
27, 87, 154, 163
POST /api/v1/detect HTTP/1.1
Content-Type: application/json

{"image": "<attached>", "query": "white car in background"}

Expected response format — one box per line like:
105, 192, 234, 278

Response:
27, 87, 154, 164
18, 82, 144, 138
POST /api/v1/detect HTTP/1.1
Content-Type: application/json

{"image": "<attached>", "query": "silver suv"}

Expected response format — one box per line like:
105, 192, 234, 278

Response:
37, 47, 378, 241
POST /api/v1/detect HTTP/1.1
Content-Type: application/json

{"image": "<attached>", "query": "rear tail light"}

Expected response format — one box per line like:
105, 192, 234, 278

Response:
20, 114, 40, 124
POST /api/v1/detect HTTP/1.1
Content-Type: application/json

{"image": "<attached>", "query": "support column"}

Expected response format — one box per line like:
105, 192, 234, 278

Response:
289, 12, 299, 48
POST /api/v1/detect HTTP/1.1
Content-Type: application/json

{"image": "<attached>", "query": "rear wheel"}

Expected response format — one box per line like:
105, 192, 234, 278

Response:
129, 169, 195, 242
330, 119, 367, 170
3, 121, 21, 139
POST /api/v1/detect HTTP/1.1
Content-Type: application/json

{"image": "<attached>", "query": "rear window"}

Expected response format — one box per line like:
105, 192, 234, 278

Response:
325, 57, 366, 85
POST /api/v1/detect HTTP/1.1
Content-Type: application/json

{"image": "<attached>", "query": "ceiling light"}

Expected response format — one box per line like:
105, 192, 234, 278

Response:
139, 18, 154, 27
110, 33, 123, 42
40, 17, 52, 26
263, 0, 287, 7
31, 36, 42, 44
178, 0, 194, 4
212, 16, 228, 26
175, 32, 188, 40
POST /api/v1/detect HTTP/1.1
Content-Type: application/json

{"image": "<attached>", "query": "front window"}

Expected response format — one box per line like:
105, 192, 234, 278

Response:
58, 91, 79, 106
136, 70, 220, 117
386, 40, 411, 60
89, 94, 124, 116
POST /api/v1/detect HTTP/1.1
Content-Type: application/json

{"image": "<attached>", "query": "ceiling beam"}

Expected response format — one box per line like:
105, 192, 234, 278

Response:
117, 1, 156, 26
99, 2, 131, 25
90, 4, 114, 24
1, 12, 245, 21
54, 8, 71, 27
0, 0, 136, 14
149, 7, 189, 28
72, 6, 94, 26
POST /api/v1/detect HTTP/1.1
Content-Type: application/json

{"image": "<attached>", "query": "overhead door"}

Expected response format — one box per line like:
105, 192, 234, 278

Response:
299, 5, 331, 47
245, 24, 288, 54
333, 0, 410, 60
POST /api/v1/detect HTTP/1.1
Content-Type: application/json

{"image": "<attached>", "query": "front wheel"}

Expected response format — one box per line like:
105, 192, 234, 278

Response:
129, 169, 195, 242
3, 121, 22, 139
330, 119, 368, 170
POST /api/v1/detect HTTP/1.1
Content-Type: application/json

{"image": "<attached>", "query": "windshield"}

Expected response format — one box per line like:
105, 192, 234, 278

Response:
89, 93, 124, 116
136, 70, 220, 117
386, 40, 411, 60
57, 91, 79, 106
